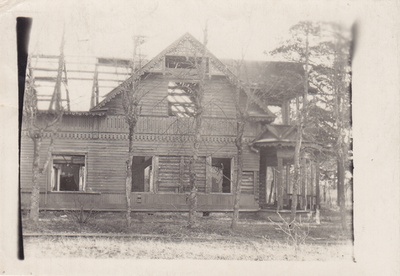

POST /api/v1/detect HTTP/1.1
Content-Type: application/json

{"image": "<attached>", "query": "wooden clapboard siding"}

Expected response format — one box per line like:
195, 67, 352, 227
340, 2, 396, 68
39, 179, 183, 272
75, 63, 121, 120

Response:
20, 137, 55, 191
242, 171, 259, 195
157, 156, 181, 192
20, 70, 262, 211
242, 171, 254, 194
95, 115, 259, 137
102, 75, 237, 118
20, 131, 260, 193
203, 79, 236, 118
242, 147, 260, 171
20, 192, 259, 211
157, 156, 206, 193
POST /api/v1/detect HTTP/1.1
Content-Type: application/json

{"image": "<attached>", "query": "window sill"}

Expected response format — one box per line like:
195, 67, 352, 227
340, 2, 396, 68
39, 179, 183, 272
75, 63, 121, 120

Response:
48, 191, 101, 195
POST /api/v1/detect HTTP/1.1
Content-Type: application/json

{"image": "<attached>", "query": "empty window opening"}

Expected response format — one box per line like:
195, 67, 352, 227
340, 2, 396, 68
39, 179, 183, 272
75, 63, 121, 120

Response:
52, 155, 86, 191
211, 158, 231, 193
165, 55, 208, 71
132, 156, 153, 192
168, 81, 198, 117
268, 105, 283, 124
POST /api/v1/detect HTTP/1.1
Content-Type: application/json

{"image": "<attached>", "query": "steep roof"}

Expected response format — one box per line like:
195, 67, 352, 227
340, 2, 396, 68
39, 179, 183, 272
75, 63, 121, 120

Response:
222, 59, 316, 105
90, 33, 276, 121
251, 124, 322, 150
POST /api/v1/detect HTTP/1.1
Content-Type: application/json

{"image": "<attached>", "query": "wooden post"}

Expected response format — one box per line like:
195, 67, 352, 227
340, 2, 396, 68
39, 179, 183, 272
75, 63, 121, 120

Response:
205, 156, 212, 193
230, 157, 236, 193
310, 161, 314, 210
301, 157, 306, 210
258, 151, 267, 208
282, 101, 290, 125
152, 156, 159, 193
277, 157, 283, 211
316, 157, 320, 209
285, 165, 290, 208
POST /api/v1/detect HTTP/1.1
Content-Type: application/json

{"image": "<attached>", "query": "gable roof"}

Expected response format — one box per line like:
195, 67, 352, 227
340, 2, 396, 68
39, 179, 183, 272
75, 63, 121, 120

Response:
251, 124, 322, 150
90, 33, 275, 121
222, 59, 317, 105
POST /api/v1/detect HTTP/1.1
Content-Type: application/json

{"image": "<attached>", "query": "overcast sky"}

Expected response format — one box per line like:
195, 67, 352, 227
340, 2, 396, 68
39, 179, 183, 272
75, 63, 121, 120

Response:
9, 0, 357, 111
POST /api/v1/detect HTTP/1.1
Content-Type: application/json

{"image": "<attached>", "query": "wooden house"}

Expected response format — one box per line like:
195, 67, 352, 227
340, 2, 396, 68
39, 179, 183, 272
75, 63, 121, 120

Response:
20, 33, 321, 213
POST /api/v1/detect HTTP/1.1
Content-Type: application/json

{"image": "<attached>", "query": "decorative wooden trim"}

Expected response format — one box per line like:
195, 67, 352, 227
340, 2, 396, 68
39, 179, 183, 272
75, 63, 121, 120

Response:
91, 33, 275, 123
253, 171, 258, 200
38, 111, 106, 116
22, 130, 255, 144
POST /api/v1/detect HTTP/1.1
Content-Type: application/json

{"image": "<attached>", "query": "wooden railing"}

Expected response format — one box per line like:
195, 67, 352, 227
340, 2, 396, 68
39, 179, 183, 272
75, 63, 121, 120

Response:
59, 115, 257, 137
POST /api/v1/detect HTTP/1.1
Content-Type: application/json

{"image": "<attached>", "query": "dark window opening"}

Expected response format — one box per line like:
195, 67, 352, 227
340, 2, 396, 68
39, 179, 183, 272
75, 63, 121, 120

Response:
168, 81, 198, 117
132, 156, 153, 192
165, 55, 209, 71
211, 158, 231, 193
52, 155, 86, 191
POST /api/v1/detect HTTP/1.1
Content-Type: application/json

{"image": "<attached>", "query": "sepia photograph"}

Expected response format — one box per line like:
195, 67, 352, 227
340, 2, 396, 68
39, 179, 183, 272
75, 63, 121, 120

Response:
0, 0, 399, 275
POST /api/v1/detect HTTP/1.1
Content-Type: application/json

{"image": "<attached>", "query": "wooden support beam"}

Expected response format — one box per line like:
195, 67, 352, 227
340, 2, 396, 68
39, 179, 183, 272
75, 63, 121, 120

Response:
205, 156, 212, 194
63, 62, 70, 111
277, 157, 283, 211
258, 151, 267, 207
316, 157, 320, 209
285, 165, 290, 207
310, 161, 315, 210
152, 156, 159, 193
300, 157, 306, 210
282, 101, 290, 124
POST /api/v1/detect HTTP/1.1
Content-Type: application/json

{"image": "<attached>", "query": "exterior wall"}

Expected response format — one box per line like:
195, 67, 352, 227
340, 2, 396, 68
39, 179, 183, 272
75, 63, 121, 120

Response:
20, 192, 259, 211
103, 74, 238, 118
20, 75, 262, 211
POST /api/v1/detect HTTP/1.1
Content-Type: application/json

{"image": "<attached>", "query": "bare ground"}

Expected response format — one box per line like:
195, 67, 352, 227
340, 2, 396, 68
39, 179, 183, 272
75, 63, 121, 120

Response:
22, 208, 353, 260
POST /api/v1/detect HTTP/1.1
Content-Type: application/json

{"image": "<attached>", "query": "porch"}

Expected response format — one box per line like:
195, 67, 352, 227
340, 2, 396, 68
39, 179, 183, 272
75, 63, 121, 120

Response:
252, 125, 322, 212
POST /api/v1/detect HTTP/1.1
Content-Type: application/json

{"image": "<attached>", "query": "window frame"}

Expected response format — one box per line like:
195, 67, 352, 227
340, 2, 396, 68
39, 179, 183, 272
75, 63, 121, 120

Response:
210, 157, 234, 194
165, 55, 209, 72
167, 81, 198, 118
50, 152, 87, 193
131, 156, 155, 193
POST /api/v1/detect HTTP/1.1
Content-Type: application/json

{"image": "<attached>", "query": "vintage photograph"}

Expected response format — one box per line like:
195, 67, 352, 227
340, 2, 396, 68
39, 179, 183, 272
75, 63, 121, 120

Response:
16, 0, 357, 264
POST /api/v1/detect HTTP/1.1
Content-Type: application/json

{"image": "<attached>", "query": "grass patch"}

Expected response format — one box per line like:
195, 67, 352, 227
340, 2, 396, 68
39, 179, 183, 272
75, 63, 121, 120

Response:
24, 236, 353, 261
22, 208, 353, 260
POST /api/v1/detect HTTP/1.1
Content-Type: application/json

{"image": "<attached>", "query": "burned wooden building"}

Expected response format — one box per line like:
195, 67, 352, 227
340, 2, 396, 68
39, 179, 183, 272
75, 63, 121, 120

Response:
20, 33, 321, 213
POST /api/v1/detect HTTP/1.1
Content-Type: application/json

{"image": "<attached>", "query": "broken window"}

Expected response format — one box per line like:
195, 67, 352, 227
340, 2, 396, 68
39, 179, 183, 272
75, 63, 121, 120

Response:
51, 154, 86, 191
165, 55, 208, 71
168, 81, 198, 117
132, 156, 153, 192
268, 105, 283, 124
211, 158, 232, 193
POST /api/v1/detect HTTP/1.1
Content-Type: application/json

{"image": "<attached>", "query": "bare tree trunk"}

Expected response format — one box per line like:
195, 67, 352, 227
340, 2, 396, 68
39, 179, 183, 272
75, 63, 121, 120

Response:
125, 123, 136, 227
188, 27, 208, 228
337, 157, 347, 230
29, 136, 42, 223
290, 103, 302, 223
188, 114, 201, 228
231, 119, 245, 230
290, 25, 310, 223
